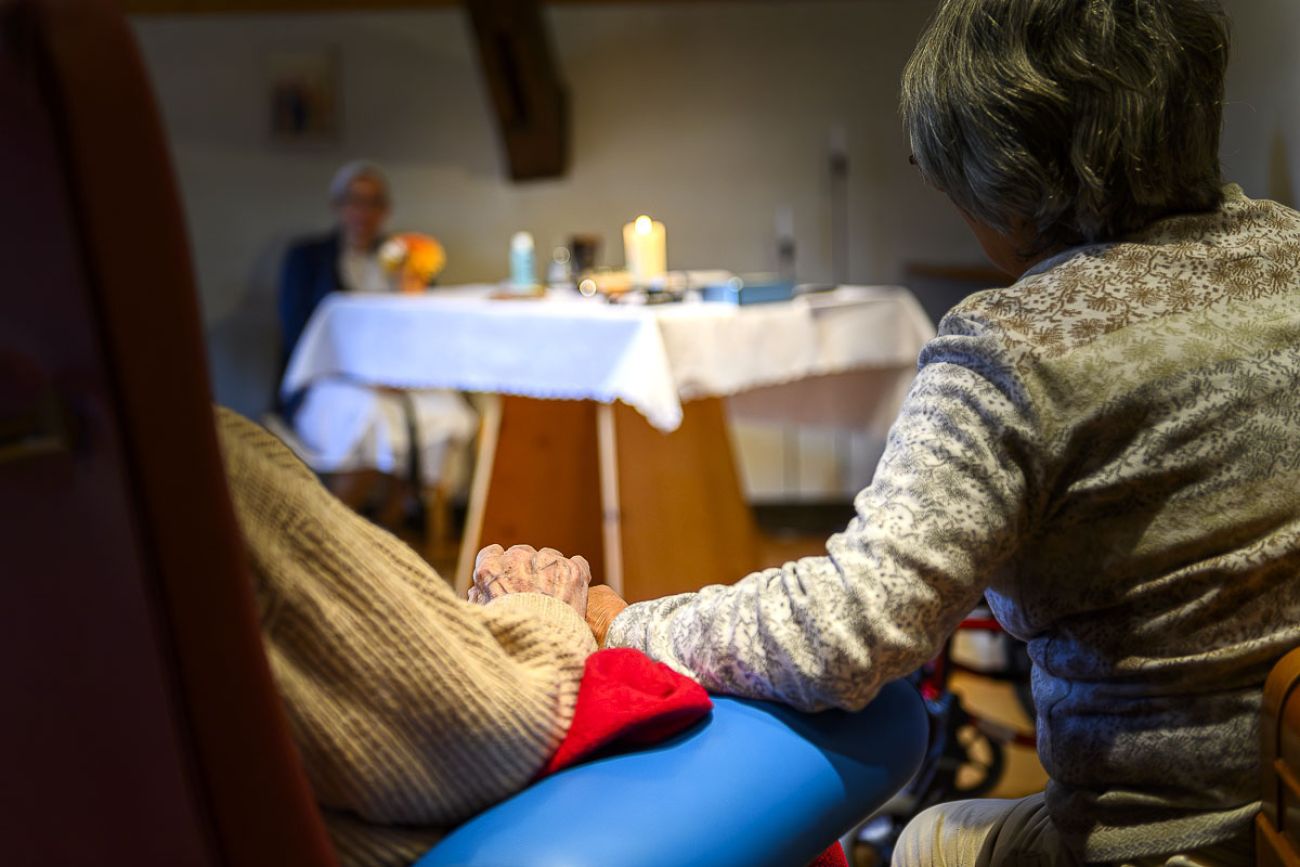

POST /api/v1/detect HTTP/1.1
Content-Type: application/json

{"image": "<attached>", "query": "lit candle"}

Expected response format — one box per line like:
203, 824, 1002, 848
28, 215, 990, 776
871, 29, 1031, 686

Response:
622, 215, 667, 285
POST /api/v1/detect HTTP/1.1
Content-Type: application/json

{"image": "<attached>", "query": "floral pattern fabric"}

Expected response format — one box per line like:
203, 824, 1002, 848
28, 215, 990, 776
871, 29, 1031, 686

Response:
607, 186, 1300, 862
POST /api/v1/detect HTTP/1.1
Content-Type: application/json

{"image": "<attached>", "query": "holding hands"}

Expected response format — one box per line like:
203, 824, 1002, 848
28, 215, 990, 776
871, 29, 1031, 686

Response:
470, 544, 630, 645
585, 584, 629, 648
471, 544, 592, 618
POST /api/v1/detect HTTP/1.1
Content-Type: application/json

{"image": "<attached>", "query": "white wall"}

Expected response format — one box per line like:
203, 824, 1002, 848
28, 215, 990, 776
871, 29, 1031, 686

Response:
130, 0, 1300, 499
131, 1, 978, 424
1220, 0, 1300, 209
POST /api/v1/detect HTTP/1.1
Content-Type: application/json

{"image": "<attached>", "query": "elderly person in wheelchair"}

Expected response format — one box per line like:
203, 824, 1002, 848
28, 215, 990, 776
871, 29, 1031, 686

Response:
481, 1, 1300, 865
215, 1, 1297, 866
221, 403, 919, 867
216, 408, 597, 865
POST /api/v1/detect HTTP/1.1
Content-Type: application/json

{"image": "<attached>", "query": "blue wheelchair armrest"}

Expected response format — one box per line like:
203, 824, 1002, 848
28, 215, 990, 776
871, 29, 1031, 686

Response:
418, 679, 928, 867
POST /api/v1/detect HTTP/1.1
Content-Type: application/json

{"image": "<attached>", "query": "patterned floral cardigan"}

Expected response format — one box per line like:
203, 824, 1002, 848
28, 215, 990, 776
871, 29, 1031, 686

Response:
607, 186, 1300, 862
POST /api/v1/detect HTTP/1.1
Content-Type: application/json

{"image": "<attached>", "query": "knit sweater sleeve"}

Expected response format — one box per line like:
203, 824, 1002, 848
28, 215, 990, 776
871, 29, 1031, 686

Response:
604, 324, 1042, 712
214, 408, 597, 829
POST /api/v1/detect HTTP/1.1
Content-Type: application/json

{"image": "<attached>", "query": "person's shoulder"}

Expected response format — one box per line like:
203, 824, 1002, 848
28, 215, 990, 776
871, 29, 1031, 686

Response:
1139, 184, 1300, 247
941, 241, 1154, 364
214, 405, 275, 454
214, 406, 317, 485
919, 249, 1117, 394
284, 232, 340, 262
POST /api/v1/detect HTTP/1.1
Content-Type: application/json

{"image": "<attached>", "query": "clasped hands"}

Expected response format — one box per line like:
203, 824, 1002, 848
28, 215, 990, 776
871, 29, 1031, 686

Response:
470, 544, 627, 646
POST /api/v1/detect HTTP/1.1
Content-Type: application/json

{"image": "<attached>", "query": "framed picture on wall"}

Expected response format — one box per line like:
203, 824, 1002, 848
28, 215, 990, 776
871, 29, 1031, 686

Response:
267, 47, 340, 143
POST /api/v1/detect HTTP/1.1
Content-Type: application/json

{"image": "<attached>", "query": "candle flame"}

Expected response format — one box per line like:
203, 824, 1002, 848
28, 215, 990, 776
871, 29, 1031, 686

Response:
634, 215, 653, 235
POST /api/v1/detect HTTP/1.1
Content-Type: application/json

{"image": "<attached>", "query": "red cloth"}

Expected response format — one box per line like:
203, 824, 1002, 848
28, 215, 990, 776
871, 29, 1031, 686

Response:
544, 647, 848, 867
544, 648, 712, 774
810, 843, 850, 867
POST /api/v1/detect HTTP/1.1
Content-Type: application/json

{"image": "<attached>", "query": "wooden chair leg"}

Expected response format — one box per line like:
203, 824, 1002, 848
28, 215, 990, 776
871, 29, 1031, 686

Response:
373, 476, 408, 532
423, 483, 458, 570
324, 469, 383, 513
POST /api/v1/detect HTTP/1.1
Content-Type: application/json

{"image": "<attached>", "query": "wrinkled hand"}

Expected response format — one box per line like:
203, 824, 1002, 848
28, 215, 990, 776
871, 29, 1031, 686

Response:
586, 584, 629, 648
470, 544, 592, 619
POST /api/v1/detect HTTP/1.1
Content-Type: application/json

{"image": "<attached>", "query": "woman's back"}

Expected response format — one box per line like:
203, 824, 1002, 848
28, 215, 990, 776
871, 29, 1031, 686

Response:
955, 186, 1300, 859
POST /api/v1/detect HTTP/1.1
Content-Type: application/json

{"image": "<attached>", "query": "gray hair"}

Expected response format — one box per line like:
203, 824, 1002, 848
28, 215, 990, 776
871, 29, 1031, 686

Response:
328, 160, 390, 206
901, 0, 1230, 254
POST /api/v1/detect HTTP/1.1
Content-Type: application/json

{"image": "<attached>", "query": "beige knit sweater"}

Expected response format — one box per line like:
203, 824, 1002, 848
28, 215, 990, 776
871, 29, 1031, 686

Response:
215, 408, 597, 867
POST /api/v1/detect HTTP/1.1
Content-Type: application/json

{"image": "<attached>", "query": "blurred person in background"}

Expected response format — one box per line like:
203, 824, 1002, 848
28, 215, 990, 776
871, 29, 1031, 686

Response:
276, 161, 474, 521
280, 160, 394, 357
476, 1, 1300, 865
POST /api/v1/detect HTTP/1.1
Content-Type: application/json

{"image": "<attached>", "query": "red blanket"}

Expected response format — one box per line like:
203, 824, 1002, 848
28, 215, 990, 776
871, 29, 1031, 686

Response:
544, 648, 848, 867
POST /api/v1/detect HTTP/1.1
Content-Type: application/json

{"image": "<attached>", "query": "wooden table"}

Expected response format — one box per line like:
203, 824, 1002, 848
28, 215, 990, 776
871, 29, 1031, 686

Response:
281, 285, 935, 601
463, 395, 761, 602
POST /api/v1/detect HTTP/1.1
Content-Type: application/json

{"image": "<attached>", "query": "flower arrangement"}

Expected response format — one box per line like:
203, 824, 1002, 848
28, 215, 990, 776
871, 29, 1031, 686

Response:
379, 232, 447, 293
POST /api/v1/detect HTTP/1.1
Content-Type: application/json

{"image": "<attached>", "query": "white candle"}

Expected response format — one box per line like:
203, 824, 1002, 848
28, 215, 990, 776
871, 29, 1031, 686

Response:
622, 215, 667, 285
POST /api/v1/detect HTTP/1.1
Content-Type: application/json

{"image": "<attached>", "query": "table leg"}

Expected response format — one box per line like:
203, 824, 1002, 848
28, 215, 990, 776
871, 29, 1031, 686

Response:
612, 399, 760, 601
595, 403, 624, 598
465, 396, 760, 603
472, 396, 607, 583
455, 394, 502, 597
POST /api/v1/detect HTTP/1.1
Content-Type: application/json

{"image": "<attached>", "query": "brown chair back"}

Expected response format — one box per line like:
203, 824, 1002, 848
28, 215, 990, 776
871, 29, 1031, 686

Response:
0, 0, 336, 863
1259, 647, 1300, 867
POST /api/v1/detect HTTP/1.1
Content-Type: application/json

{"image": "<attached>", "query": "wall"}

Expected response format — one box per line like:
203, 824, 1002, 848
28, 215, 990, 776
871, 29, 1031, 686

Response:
130, 0, 1300, 499
131, 0, 978, 427
1220, 0, 1300, 209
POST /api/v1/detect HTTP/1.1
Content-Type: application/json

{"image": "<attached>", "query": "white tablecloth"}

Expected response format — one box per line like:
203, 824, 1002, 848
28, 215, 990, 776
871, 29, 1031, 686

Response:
281, 285, 936, 433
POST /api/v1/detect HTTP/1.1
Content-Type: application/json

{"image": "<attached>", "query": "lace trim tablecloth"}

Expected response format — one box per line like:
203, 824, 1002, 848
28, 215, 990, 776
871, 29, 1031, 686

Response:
281, 285, 936, 433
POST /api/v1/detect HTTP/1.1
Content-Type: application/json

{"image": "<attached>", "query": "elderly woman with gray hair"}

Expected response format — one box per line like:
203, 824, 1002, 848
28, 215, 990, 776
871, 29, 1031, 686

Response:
277, 161, 475, 511
472, 1, 1300, 865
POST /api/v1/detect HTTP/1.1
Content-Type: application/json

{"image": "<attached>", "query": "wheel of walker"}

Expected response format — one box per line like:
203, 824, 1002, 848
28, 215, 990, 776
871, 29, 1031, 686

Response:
951, 721, 1007, 798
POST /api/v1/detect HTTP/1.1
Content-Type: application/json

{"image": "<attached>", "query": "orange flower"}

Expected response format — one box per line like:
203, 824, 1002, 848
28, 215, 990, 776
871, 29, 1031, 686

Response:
379, 232, 447, 293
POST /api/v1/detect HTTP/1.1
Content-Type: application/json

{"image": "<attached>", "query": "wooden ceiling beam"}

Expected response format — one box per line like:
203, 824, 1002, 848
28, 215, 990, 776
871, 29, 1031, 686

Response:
124, 0, 457, 13
124, 0, 827, 14
466, 0, 567, 180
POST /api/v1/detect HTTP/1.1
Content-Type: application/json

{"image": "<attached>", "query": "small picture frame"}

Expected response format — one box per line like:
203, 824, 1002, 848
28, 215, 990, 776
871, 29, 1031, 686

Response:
267, 47, 340, 144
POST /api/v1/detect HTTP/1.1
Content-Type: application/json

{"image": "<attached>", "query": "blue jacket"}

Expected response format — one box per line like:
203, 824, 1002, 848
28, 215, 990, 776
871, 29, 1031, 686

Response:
279, 231, 343, 369
277, 232, 345, 416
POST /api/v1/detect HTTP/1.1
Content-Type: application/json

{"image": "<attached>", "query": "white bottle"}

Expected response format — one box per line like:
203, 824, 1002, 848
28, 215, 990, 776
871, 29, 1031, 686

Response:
509, 231, 536, 289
